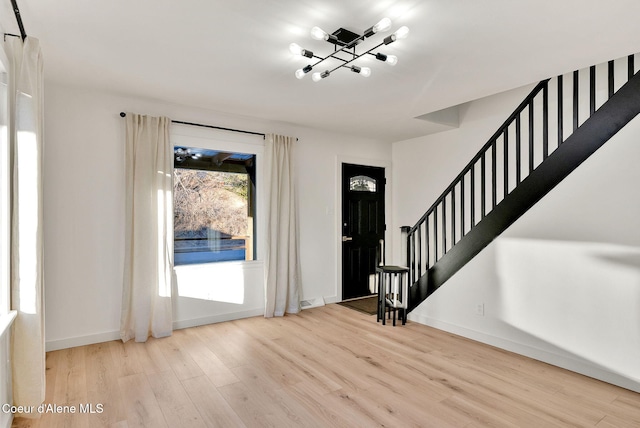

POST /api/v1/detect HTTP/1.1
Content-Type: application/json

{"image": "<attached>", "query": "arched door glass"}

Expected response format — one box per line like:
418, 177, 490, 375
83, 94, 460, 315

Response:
349, 175, 376, 192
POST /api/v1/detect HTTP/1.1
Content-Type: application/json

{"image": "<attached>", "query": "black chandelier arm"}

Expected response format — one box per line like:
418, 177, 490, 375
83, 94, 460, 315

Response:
314, 53, 350, 64
311, 53, 348, 64
302, 53, 349, 76
303, 53, 347, 75
327, 42, 384, 74
308, 35, 367, 71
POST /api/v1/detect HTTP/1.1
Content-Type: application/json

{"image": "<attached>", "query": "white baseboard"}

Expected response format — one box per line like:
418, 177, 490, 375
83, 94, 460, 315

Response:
408, 312, 640, 393
46, 330, 121, 352
323, 295, 339, 304
172, 308, 264, 330
46, 309, 265, 351
300, 297, 325, 310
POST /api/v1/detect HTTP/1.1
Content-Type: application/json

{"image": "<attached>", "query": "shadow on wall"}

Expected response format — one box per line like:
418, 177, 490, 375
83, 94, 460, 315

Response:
494, 237, 640, 382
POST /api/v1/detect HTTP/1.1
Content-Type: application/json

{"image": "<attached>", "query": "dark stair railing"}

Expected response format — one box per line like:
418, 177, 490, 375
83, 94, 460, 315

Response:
405, 54, 640, 312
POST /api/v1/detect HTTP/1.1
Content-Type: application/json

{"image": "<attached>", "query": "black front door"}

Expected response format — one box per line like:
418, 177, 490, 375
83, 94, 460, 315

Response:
341, 163, 386, 300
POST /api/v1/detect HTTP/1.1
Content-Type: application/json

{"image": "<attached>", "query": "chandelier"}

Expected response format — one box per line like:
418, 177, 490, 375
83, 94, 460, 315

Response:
289, 18, 409, 81
174, 147, 202, 162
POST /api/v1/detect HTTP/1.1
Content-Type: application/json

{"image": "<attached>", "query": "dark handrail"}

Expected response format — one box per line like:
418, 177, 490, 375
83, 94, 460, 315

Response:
405, 54, 638, 297
409, 79, 551, 234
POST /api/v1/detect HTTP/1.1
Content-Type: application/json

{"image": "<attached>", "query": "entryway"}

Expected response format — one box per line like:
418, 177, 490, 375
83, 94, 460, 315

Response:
341, 163, 385, 301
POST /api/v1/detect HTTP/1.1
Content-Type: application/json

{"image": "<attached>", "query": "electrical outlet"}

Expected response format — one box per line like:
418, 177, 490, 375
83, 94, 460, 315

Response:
475, 303, 485, 316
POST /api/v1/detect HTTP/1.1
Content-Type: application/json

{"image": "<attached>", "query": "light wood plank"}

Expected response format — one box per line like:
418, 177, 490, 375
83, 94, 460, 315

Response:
85, 342, 127, 427
181, 375, 245, 428
218, 379, 308, 427
108, 340, 143, 378
177, 327, 240, 388
130, 336, 172, 376
284, 381, 356, 427
117, 373, 167, 428
12, 304, 640, 428
51, 346, 89, 428
146, 370, 207, 428
604, 393, 640, 426
156, 331, 204, 381
192, 320, 255, 369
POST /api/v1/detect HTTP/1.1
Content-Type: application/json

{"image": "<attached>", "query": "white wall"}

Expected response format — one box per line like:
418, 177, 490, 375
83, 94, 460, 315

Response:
393, 84, 640, 392
43, 82, 392, 350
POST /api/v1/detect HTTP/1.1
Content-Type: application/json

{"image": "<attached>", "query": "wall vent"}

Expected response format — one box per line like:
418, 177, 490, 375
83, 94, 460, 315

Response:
300, 297, 325, 310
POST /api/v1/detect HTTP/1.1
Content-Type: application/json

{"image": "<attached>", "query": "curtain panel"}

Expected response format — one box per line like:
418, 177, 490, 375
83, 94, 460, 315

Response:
8, 36, 46, 417
120, 114, 173, 342
264, 134, 301, 317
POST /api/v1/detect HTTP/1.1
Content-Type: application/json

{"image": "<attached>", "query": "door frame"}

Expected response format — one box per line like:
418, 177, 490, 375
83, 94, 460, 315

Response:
335, 156, 392, 303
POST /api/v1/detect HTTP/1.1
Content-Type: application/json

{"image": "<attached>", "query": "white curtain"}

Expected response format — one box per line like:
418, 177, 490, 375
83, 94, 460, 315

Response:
264, 134, 301, 317
8, 37, 45, 417
120, 114, 173, 342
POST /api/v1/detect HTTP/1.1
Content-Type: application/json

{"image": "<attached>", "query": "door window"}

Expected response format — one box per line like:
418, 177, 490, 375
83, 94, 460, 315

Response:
349, 175, 377, 192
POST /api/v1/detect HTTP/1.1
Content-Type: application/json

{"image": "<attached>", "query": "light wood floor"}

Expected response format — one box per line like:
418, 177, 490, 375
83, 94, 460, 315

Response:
12, 304, 640, 427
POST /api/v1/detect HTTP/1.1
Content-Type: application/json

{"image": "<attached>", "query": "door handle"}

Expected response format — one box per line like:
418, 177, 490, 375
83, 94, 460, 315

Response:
342, 236, 353, 242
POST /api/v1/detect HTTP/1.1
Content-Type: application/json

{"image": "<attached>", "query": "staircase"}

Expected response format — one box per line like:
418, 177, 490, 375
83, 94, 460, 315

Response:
405, 54, 640, 312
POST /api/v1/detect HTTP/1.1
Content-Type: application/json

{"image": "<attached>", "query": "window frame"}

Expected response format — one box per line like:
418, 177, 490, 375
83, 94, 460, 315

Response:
171, 125, 264, 268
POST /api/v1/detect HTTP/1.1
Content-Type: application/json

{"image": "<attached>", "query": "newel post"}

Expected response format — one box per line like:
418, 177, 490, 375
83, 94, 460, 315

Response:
400, 225, 411, 269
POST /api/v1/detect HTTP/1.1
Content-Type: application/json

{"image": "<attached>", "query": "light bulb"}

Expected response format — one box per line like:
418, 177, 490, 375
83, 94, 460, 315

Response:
360, 67, 372, 77
312, 70, 330, 82
295, 65, 313, 80
386, 55, 398, 66
373, 17, 392, 33
310, 26, 328, 41
289, 43, 303, 56
394, 26, 410, 40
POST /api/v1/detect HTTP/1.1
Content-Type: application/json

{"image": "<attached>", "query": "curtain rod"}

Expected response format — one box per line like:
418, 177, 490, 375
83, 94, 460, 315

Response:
10, 0, 27, 41
119, 112, 266, 138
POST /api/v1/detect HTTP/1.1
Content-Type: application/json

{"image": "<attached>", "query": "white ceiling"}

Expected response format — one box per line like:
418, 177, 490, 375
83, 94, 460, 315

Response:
4, 0, 640, 142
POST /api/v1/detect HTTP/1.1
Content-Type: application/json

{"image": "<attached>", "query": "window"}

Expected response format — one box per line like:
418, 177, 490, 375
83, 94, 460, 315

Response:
173, 146, 257, 265
350, 175, 377, 192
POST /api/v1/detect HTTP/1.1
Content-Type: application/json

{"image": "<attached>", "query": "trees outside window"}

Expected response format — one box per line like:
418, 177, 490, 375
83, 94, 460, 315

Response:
173, 147, 256, 265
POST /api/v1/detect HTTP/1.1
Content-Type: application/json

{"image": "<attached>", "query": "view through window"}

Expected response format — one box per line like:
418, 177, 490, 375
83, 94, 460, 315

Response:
174, 147, 256, 265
